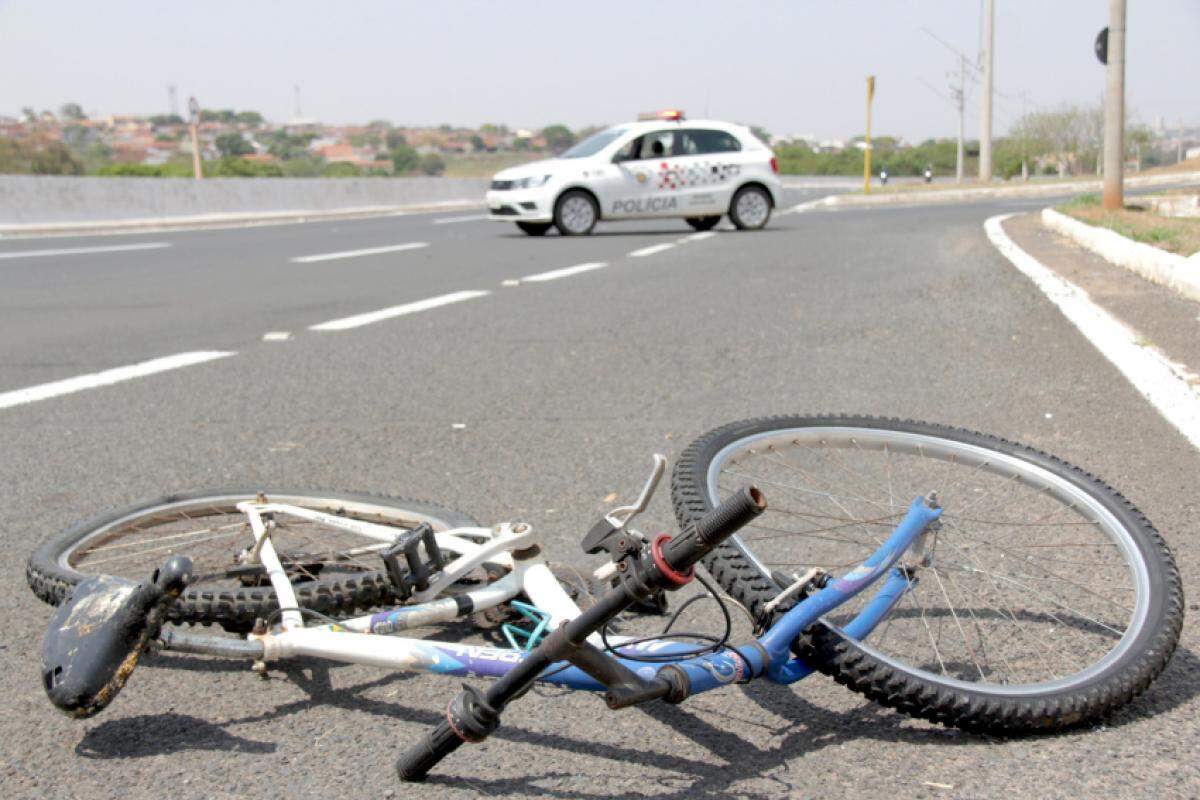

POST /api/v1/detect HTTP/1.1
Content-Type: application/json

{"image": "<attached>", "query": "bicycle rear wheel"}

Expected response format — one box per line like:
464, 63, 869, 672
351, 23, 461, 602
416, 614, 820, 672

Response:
27, 489, 476, 632
672, 415, 1183, 733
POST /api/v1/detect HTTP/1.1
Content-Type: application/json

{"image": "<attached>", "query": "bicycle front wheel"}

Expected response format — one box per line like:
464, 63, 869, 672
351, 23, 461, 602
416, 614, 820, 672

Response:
672, 415, 1183, 733
27, 489, 476, 632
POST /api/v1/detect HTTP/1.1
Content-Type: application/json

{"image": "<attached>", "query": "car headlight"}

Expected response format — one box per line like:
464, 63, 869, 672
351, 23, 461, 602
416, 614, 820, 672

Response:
514, 174, 551, 189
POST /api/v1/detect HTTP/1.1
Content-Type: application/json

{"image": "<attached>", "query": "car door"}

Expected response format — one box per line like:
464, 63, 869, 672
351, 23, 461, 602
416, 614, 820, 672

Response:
673, 128, 744, 215
607, 129, 683, 219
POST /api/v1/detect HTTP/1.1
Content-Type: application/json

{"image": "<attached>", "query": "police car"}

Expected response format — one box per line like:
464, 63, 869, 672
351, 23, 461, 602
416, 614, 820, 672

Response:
486, 110, 782, 236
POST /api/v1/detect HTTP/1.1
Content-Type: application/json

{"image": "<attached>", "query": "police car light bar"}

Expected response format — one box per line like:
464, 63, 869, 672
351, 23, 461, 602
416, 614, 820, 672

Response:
637, 109, 685, 121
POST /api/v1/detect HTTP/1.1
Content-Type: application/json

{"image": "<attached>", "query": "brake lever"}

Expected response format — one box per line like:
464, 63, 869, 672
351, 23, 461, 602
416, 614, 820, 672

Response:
604, 453, 667, 532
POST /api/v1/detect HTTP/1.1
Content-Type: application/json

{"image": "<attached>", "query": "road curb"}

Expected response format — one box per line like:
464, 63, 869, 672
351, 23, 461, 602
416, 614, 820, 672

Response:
0, 199, 484, 239
1041, 207, 1200, 304
819, 170, 1200, 208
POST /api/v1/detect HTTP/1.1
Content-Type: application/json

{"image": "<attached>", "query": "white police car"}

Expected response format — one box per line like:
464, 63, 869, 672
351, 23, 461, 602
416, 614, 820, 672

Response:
486, 111, 782, 236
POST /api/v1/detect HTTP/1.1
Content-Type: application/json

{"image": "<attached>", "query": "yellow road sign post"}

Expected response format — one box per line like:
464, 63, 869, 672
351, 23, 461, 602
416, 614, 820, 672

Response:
864, 76, 875, 194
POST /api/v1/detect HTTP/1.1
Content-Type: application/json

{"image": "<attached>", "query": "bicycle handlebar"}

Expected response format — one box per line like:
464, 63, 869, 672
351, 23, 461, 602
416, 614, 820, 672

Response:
395, 485, 765, 783
659, 486, 766, 574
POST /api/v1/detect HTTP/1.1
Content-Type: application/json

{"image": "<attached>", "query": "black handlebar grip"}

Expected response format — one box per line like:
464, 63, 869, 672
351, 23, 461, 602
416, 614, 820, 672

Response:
396, 683, 500, 782
661, 486, 765, 572
395, 718, 465, 782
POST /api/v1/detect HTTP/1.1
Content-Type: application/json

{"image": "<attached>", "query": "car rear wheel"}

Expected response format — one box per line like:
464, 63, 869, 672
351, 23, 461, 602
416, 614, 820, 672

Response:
685, 216, 721, 231
516, 221, 553, 236
729, 185, 772, 230
554, 190, 598, 236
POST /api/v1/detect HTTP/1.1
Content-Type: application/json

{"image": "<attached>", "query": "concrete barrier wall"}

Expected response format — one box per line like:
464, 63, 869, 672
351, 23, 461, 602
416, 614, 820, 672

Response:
0, 175, 489, 224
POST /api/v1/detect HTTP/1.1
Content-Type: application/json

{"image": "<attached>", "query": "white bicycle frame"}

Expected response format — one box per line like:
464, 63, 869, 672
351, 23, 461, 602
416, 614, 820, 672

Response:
234, 501, 596, 673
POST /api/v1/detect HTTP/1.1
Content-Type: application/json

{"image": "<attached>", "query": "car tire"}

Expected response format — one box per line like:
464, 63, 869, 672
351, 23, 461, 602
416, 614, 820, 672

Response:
516, 222, 553, 236
554, 190, 599, 236
728, 185, 772, 231
685, 216, 720, 232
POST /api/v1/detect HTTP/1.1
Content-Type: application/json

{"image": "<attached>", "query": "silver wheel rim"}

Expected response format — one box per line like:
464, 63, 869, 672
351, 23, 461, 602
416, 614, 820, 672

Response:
704, 426, 1150, 695
735, 190, 769, 228
59, 494, 459, 587
559, 195, 595, 233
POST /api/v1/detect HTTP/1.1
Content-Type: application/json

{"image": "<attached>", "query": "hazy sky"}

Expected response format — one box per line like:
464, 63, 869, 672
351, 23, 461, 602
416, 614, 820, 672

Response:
1, 0, 1196, 141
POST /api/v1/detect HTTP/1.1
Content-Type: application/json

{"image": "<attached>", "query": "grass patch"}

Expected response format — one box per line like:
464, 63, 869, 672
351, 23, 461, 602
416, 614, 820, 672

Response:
1059, 194, 1200, 255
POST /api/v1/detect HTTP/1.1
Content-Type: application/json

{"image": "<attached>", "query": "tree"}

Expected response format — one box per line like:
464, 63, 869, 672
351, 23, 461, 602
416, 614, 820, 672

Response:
21, 107, 36, 123
322, 161, 363, 178
386, 130, 409, 151
418, 152, 445, 176
391, 144, 419, 174
215, 132, 253, 157
541, 124, 575, 152
59, 103, 86, 121
235, 110, 264, 126
149, 114, 185, 126
749, 126, 771, 145
469, 135, 485, 152
32, 141, 83, 175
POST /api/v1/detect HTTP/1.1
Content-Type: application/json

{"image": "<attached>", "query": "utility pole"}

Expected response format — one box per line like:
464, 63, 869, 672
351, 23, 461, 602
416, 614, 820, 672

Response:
293, 84, 302, 119
1102, 0, 1126, 210
188, 96, 203, 180
978, 0, 995, 182
950, 57, 966, 184
168, 84, 178, 117
863, 75, 875, 194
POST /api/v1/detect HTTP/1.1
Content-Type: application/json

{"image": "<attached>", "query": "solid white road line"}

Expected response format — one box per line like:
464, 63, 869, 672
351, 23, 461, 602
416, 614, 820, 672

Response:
629, 243, 675, 257
986, 214, 1200, 451
290, 242, 428, 263
0, 351, 235, 411
682, 231, 716, 242
0, 242, 171, 260
308, 290, 490, 331
432, 214, 490, 224
521, 262, 607, 283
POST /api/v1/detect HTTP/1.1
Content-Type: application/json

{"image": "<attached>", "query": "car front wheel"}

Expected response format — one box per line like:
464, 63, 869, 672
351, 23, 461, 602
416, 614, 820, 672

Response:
554, 190, 598, 235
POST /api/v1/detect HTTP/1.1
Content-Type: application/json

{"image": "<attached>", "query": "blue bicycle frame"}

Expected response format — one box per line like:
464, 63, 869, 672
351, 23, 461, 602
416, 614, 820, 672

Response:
386, 496, 940, 697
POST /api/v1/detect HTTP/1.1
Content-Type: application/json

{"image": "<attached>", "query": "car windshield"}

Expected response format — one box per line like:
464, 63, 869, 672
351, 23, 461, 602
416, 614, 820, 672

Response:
560, 128, 627, 158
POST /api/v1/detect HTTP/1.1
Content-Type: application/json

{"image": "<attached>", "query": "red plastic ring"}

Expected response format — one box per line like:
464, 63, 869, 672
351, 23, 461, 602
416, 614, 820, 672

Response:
651, 534, 694, 589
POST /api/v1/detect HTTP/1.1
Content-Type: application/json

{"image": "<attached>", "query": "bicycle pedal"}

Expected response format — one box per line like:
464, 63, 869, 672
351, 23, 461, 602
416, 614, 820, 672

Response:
380, 523, 446, 599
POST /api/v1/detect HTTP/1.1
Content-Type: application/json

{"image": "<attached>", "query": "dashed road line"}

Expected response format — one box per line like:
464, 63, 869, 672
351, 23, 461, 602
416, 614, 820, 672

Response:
290, 242, 428, 263
262, 332, 292, 341
0, 351, 235, 411
986, 213, 1200, 451
0, 242, 171, 260
308, 290, 490, 331
433, 214, 490, 225
629, 243, 674, 257
521, 262, 607, 283
681, 231, 716, 242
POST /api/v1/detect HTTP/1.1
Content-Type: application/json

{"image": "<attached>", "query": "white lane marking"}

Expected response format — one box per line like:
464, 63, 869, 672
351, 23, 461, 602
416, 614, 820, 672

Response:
0, 242, 170, 260
262, 331, 292, 341
629, 243, 675, 258
502, 279, 521, 287
290, 242, 428, 263
0, 351, 235, 411
309, 290, 489, 331
682, 231, 716, 242
521, 262, 607, 283
986, 214, 1200, 451
786, 198, 834, 215
433, 214, 489, 225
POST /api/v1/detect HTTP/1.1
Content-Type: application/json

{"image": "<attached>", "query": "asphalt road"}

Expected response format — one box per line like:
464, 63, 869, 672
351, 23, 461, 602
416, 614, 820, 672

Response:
2, 187, 1197, 799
